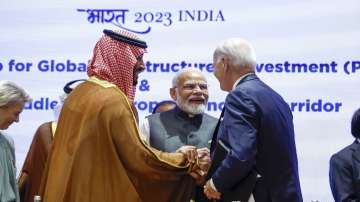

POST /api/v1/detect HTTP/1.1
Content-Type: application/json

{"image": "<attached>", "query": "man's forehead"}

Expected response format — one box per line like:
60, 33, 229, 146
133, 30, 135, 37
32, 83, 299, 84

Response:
178, 72, 206, 83
183, 80, 207, 85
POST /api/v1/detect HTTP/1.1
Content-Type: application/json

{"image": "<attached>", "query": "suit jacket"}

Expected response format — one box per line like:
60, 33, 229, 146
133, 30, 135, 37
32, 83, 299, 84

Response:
210, 74, 303, 202
329, 140, 360, 202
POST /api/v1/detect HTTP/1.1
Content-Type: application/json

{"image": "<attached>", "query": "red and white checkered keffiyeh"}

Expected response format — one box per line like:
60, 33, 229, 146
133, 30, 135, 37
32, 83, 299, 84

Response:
87, 30, 146, 101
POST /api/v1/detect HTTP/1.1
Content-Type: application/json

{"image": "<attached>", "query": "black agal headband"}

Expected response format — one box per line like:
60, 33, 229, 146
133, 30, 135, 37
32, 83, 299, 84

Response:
103, 29, 147, 49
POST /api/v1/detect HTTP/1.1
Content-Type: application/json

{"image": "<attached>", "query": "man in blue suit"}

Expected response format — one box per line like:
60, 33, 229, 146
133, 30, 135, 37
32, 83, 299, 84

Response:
203, 38, 303, 201
329, 108, 360, 202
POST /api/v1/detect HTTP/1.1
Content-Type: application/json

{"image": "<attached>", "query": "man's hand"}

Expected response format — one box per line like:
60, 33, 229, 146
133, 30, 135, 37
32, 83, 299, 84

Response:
188, 147, 211, 185
197, 147, 210, 158
176, 145, 197, 163
196, 147, 211, 172
203, 180, 221, 200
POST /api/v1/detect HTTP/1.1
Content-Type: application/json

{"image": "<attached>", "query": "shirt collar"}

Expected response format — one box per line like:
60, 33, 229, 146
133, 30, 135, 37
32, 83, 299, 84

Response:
232, 72, 255, 90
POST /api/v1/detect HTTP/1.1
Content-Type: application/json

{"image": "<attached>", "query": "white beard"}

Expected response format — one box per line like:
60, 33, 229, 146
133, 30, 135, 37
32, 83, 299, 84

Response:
176, 92, 207, 115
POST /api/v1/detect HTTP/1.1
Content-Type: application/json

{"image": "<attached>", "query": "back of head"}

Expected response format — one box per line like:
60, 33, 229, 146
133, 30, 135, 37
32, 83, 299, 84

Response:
152, 100, 176, 114
63, 79, 87, 95
0, 80, 31, 107
351, 108, 360, 138
60, 79, 87, 102
213, 38, 256, 71
55, 79, 86, 120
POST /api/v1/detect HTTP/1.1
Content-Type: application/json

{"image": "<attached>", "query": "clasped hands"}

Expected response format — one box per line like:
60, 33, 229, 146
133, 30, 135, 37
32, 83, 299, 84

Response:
176, 145, 222, 200
176, 146, 210, 185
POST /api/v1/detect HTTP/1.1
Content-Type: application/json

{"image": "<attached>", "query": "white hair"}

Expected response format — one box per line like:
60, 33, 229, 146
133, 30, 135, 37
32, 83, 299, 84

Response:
213, 38, 256, 70
171, 68, 206, 87
0, 80, 31, 107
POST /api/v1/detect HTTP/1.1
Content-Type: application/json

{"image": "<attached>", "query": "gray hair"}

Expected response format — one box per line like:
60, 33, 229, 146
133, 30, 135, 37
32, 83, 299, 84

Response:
171, 68, 206, 87
213, 38, 256, 70
0, 80, 31, 107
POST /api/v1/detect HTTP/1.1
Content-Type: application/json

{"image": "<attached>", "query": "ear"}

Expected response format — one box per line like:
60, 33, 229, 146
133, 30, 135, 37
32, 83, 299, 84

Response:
222, 57, 230, 73
170, 87, 177, 100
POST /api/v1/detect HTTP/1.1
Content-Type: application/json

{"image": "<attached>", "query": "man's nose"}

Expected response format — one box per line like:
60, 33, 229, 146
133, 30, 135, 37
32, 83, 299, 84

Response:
192, 85, 204, 94
139, 64, 145, 72
138, 63, 145, 72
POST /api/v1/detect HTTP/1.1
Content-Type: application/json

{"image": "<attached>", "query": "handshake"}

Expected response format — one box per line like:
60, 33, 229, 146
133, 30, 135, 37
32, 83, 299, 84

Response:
176, 146, 211, 185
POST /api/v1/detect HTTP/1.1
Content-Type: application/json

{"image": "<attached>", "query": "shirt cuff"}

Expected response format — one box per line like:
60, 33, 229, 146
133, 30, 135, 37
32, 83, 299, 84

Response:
209, 178, 218, 192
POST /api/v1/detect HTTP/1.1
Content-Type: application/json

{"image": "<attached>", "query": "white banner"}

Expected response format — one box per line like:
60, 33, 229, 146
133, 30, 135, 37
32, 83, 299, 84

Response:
1, 0, 359, 201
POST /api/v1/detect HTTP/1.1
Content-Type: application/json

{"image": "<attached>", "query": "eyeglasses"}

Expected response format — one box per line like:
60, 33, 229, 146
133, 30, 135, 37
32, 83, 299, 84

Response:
181, 83, 208, 91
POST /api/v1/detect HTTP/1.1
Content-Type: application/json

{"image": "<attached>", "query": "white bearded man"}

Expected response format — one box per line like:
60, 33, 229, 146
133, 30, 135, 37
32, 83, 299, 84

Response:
140, 68, 217, 150
140, 68, 218, 202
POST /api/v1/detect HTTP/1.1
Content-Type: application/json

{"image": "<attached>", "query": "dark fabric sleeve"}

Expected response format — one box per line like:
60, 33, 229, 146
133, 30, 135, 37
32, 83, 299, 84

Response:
329, 153, 359, 202
212, 91, 258, 192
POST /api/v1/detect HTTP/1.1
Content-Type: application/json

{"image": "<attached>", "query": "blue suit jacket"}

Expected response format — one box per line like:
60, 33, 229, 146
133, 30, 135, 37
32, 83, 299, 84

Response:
210, 74, 303, 202
329, 140, 360, 202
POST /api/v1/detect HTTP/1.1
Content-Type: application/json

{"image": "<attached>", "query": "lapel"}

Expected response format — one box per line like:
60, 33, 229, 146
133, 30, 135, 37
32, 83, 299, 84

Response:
210, 108, 224, 152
